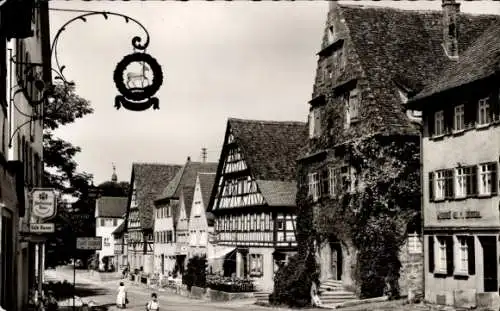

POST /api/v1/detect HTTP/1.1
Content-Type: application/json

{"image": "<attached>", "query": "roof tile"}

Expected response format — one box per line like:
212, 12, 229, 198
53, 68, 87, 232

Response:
96, 196, 128, 218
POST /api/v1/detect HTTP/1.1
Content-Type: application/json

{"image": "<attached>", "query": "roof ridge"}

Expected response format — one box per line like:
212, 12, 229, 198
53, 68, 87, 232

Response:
228, 117, 306, 126
132, 162, 183, 167
339, 3, 500, 18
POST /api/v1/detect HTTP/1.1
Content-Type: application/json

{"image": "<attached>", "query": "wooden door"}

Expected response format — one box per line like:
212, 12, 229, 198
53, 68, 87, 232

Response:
331, 246, 338, 280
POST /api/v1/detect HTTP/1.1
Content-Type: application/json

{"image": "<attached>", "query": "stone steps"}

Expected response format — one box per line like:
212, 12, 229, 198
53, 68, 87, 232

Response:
318, 279, 357, 306
254, 291, 271, 304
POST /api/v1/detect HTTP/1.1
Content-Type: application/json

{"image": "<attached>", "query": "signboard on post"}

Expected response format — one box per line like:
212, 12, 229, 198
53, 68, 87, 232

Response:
76, 237, 102, 250
31, 188, 57, 221
30, 223, 55, 233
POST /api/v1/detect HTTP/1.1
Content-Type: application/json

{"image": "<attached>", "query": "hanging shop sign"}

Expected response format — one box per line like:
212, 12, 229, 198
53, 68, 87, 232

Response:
113, 52, 164, 111
31, 188, 57, 221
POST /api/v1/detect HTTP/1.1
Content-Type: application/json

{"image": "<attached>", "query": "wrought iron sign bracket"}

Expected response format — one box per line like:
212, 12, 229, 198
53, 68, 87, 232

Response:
10, 7, 164, 137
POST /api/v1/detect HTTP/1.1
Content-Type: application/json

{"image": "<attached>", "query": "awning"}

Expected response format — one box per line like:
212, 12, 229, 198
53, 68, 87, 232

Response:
207, 247, 236, 260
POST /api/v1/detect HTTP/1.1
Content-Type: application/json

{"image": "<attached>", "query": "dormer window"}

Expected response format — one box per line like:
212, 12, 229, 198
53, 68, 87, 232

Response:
308, 107, 322, 139
327, 26, 335, 44
453, 104, 465, 131
477, 97, 490, 126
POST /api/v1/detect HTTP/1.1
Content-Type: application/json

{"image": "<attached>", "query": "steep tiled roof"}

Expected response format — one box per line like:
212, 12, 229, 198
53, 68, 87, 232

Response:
228, 118, 307, 181
131, 163, 182, 230
157, 160, 218, 223
256, 180, 296, 207
338, 5, 500, 130
199, 173, 216, 209
96, 196, 128, 218
410, 20, 500, 104
199, 173, 216, 226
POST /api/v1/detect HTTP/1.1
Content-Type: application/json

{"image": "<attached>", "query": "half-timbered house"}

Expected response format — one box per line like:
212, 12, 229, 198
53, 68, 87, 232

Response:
207, 118, 306, 291
125, 163, 182, 276
298, 0, 499, 301
188, 173, 216, 258
153, 158, 217, 277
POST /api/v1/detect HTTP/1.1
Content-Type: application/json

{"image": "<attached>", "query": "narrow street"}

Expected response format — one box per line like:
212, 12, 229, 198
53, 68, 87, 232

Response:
44, 266, 297, 311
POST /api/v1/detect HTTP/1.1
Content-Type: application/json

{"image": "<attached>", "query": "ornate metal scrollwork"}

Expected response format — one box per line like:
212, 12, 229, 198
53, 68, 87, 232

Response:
9, 8, 164, 145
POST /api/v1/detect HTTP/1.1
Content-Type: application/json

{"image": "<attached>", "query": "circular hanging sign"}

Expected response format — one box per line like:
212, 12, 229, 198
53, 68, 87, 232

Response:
113, 52, 164, 111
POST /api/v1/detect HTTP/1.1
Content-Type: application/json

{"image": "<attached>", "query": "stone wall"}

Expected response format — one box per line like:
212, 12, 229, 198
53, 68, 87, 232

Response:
398, 238, 424, 300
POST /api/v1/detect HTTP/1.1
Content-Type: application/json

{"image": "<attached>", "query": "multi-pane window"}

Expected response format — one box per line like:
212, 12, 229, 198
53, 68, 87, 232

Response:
167, 231, 173, 243
478, 163, 497, 196
434, 171, 446, 200
308, 172, 320, 201
328, 167, 337, 196
434, 110, 444, 136
477, 98, 490, 125
249, 254, 263, 277
456, 236, 468, 274
455, 167, 467, 198
408, 232, 422, 254
436, 236, 447, 273
454, 105, 465, 131
113, 219, 118, 226
100, 219, 106, 227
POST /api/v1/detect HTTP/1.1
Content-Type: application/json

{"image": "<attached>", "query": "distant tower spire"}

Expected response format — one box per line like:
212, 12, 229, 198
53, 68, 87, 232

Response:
111, 163, 118, 183
201, 147, 207, 163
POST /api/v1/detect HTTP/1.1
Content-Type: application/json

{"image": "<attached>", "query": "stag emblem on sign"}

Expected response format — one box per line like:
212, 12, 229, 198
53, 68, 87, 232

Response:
113, 52, 164, 112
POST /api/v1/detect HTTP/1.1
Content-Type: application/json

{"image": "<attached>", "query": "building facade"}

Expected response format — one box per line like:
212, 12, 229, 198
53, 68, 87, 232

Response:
188, 173, 216, 259
207, 118, 305, 292
1, 1, 51, 310
95, 196, 127, 269
153, 158, 217, 277
408, 20, 500, 309
125, 163, 181, 276
298, 1, 499, 300
112, 218, 128, 271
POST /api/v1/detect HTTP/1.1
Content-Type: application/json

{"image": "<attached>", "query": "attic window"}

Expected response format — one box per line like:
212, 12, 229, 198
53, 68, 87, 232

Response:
309, 107, 322, 139
327, 26, 335, 44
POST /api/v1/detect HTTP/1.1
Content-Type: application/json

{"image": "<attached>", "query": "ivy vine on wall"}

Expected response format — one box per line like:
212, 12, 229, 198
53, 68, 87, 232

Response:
273, 134, 421, 306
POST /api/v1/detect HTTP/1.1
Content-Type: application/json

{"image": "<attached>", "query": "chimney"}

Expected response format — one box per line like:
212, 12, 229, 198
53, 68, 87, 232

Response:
442, 0, 460, 59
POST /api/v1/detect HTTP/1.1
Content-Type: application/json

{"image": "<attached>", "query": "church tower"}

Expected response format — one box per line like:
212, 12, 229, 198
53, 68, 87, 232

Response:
111, 163, 118, 183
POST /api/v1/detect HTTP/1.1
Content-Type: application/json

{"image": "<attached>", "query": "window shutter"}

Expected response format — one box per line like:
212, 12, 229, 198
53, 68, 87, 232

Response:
445, 170, 454, 199
446, 236, 454, 276
315, 108, 322, 136
321, 169, 329, 198
471, 166, 478, 195
427, 113, 435, 137
428, 172, 434, 201
492, 163, 498, 195
465, 101, 477, 129
490, 89, 499, 121
444, 107, 453, 134
428, 236, 434, 273
467, 236, 475, 275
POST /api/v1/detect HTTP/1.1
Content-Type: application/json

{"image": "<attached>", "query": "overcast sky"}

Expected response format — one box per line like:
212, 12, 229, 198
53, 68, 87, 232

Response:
48, 1, 500, 185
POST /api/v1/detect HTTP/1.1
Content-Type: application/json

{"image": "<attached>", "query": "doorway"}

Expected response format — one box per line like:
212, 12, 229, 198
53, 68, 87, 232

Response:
480, 236, 497, 292
1, 210, 14, 310
330, 241, 343, 280
161, 255, 165, 275
223, 250, 236, 277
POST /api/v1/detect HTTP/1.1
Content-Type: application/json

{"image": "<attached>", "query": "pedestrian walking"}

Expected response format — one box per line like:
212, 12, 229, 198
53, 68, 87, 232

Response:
145, 293, 160, 311
116, 281, 128, 309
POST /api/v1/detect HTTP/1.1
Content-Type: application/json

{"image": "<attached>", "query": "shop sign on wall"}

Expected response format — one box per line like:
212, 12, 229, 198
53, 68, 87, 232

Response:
437, 210, 481, 220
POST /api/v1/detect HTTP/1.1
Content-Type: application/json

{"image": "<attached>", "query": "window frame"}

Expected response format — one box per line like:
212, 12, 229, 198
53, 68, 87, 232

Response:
454, 236, 469, 275
348, 89, 360, 122
434, 110, 445, 137
434, 171, 446, 201
249, 253, 263, 277
453, 104, 465, 132
477, 97, 490, 126
478, 162, 497, 196
455, 167, 467, 199
435, 236, 447, 274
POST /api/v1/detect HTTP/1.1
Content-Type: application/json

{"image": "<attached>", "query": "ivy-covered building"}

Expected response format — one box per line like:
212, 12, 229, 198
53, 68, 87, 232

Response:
207, 118, 306, 292
297, 0, 499, 301
408, 21, 500, 309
